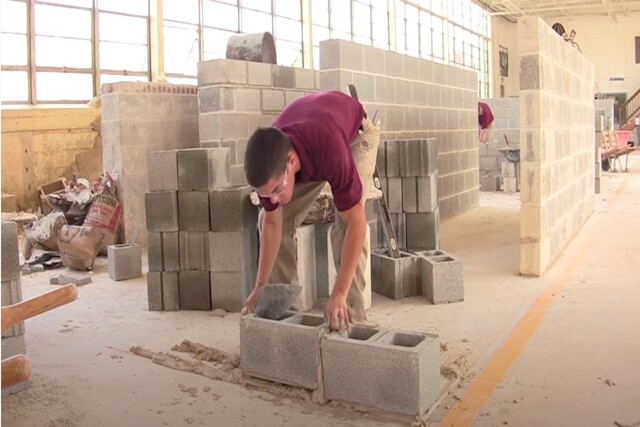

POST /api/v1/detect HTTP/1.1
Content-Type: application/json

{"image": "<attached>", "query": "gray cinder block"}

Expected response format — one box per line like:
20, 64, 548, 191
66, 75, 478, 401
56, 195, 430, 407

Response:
321, 327, 440, 416
177, 148, 231, 191
294, 225, 317, 311
315, 223, 331, 299
1, 221, 20, 281
418, 250, 464, 304
1, 334, 26, 360
406, 209, 440, 250
240, 313, 325, 390
209, 231, 253, 273
210, 271, 253, 312
178, 191, 211, 231
145, 191, 179, 232
418, 174, 438, 213
148, 150, 178, 191
2, 279, 24, 338
108, 244, 142, 281
178, 271, 211, 310
385, 141, 400, 177
162, 232, 180, 271
399, 139, 438, 177
162, 271, 180, 311
480, 175, 500, 192
147, 232, 163, 272
371, 249, 420, 300
147, 272, 163, 311
209, 185, 258, 232
179, 232, 210, 271
376, 140, 387, 177
501, 161, 516, 178
387, 178, 403, 213
402, 177, 418, 213
503, 177, 518, 193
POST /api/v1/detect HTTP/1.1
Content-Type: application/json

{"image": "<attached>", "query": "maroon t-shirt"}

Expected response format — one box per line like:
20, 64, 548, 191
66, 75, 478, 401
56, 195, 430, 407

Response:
259, 91, 365, 212
478, 102, 494, 129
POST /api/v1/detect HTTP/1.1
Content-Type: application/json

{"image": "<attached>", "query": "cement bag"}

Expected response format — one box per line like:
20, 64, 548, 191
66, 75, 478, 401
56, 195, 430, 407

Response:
58, 225, 102, 270
25, 211, 67, 252
83, 193, 122, 255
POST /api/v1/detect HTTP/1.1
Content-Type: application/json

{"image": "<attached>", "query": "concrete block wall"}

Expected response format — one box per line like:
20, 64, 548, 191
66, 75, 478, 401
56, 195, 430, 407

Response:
319, 39, 479, 219
518, 17, 595, 276
101, 82, 200, 247
594, 99, 614, 129
197, 60, 321, 185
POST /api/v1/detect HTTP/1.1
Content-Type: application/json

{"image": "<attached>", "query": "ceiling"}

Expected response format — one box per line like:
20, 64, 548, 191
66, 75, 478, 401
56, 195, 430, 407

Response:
477, 0, 640, 22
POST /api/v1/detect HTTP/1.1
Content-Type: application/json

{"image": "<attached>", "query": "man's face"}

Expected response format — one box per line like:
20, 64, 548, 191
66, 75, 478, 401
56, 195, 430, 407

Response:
255, 154, 295, 205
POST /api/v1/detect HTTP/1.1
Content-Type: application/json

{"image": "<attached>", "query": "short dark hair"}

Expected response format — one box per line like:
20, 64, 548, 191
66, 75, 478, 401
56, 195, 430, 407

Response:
244, 127, 291, 188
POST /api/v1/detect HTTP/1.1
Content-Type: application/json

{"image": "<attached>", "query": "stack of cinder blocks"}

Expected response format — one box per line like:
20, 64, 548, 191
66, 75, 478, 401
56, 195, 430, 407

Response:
145, 147, 258, 312
501, 161, 519, 193
240, 312, 440, 416
1, 221, 29, 395
479, 141, 504, 192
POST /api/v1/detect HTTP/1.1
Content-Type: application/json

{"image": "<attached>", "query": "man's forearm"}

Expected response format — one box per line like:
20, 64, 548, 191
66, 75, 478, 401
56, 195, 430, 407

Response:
255, 210, 283, 288
333, 209, 367, 298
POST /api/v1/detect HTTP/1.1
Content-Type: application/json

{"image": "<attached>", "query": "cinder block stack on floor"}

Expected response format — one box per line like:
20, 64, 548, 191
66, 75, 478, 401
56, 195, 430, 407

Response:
145, 148, 259, 312
240, 312, 440, 416
479, 141, 504, 191
501, 161, 519, 193
1, 221, 29, 396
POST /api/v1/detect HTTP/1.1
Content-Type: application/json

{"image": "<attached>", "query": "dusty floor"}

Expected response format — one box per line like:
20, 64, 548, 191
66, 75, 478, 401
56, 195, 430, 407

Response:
2, 153, 640, 427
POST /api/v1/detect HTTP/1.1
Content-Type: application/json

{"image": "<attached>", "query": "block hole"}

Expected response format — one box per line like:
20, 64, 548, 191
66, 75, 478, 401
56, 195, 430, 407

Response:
287, 314, 324, 327
387, 332, 424, 347
275, 312, 295, 321
347, 326, 379, 341
423, 250, 444, 257
432, 256, 454, 263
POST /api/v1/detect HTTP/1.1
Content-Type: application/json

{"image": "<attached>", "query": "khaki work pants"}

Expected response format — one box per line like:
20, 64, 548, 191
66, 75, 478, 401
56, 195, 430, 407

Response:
259, 117, 380, 322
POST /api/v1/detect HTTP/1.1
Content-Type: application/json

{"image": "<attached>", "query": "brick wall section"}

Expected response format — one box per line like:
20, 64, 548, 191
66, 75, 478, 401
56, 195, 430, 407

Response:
319, 39, 479, 219
197, 60, 321, 185
102, 82, 199, 247
518, 16, 595, 276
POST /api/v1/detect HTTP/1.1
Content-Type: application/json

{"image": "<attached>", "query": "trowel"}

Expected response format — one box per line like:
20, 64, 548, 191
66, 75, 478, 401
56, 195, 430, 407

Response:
253, 283, 302, 320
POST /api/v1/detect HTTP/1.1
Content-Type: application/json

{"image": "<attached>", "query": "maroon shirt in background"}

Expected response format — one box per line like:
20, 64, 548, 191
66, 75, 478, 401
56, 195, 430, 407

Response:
259, 91, 365, 212
478, 102, 494, 129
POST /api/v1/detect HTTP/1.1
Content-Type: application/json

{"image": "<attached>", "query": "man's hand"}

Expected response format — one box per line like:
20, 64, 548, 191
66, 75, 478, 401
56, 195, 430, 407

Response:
241, 286, 260, 315
324, 291, 351, 333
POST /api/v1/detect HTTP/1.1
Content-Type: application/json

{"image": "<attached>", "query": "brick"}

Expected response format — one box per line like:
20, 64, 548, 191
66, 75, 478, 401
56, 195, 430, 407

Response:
179, 271, 211, 310
178, 191, 210, 231
406, 209, 440, 250
145, 191, 179, 232
321, 327, 440, 416
418, 250, 464, 304
198, 59, 247, 86
210, 271, 254, 312
56, 273, 92, 286
162, 232, 180, 271
1, 221, 20, 281
108, 244, 142, 281
177, 148, 231, 191
162, 271, 180, 311
399, 139, 437, 177
147, 232, 163, 272
2, 279, 24, 338
179, 232, 210, 271
147, 272, 163, 311
480, 175, 500, 192
240, 313, 324, 389
417, 174, 438, 213
147, 150, 178, 191
371, 249, 420, 300
209, 185, 258, 232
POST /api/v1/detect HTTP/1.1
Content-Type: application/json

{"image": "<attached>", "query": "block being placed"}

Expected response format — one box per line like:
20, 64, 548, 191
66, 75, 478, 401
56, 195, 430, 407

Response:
1, 221, 20, 281
108, 244, 142, 281
417, 250, 464, 304
371, 249, 420, 300
321, 327, 440, 416
178, 191, 210, 231
178, 271, 211, 310
240, 313, 325, 389
179, 232, 210, 271
147, 272, 163, 311
148, 150, 178, 191
177, 148, 231, 191
406, 208, 439, 250
145, 192, 178, 232
209, 185, 258, 232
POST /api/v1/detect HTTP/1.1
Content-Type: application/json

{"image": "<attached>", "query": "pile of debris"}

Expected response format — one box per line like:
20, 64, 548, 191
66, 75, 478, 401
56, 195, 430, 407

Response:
21, 173, 123, 273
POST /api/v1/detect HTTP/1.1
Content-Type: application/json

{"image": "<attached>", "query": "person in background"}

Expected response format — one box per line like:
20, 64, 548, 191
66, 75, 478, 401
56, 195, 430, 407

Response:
478, 101, 495, 144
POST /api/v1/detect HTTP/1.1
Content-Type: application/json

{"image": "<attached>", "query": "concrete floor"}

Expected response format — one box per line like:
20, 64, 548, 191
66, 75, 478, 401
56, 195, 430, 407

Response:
2, 153, 639, 427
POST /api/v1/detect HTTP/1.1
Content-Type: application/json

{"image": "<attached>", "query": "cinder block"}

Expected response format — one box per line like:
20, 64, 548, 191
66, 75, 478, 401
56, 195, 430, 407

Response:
399, 139, 438, 177
321, 327, 440, 416
385, 140, 400, 177
376, 140, 387, 176
371, 249, 420, 300
501, 161, 516, 178
273, 65, 295, 88
177, 148, 231, 191
198, 59, 247, 86
262, 89, 285, 111
162, 271, 179, 311
209, 185, 258, 232
178, 191, 210, 231
390, 212, 407, 250
595, 177, 601, 194
161, 232, 180, 271
2, 279, 24, 338
417, 174, 438, 213
147, 272, 163, 311
314, 223, 332, 299
295, 225, 317, 311
319, 39, 364, 71
147, 150, 178, 191
418, 250, 464, 304
178, 271, 211, 310
503, 177, 518, 193
108, 244, 142, 281
1, 221, 20, 281
198, 86, 235, 113
480, 175, 500, 192
1, 334, 26, 359
209, 231, 254, 272
179, 232, 210, 271
387, 178, 403, 213
246, 61, 272, 86
147, 232, 163, 272
210, 271, 254, 312
145, 192, 179, 232
402, 177, 418, 213
240, 313, 324, 389
406, 209, 440, 250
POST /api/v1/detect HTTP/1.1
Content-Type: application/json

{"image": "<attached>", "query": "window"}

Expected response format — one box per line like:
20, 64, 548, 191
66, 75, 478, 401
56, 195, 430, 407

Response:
1, 0, 28, 102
